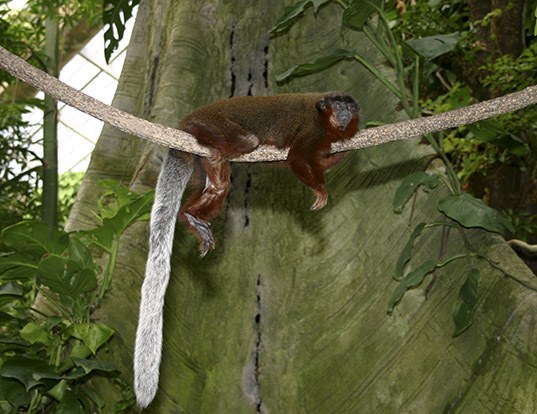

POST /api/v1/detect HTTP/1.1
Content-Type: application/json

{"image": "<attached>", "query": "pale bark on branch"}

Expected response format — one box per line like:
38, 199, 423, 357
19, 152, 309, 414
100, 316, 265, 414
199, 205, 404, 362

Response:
1, 45, 536, 162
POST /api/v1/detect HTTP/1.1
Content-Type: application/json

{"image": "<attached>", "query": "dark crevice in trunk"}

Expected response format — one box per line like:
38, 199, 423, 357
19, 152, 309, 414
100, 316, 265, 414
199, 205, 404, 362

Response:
254, 274, 265, 413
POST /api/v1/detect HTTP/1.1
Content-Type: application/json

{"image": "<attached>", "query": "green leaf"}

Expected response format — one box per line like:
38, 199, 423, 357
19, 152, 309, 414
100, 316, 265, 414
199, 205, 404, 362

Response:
437, 192, 514, 234
45, 316, 68, 332
72, 357, 120, 375
103, 0, 140, 63
276, 49, 355, 82
68, 237, 96, 272
37, 255, 97, 298
388, 260, 436, 311
394, 222, 427, 280
453, 269, 480, 337
0, 282, 24, 297
0, 356, 56, 391
47, 378, 68, 401
393, 172, 439, 213
96, 179, 140, 219
19, 322, 51, 345
0, 377, 30, 408
1, 221, 68, 257
55, 391, 85, 414
0, 253, 38, 281
0, 337, 31, 348
270, 0, 331, 34
342, 0, 382, 29
404, 33, 460, 60
70, 323, 115, 355
79, 189, 154, 252
467, 121, 529, 156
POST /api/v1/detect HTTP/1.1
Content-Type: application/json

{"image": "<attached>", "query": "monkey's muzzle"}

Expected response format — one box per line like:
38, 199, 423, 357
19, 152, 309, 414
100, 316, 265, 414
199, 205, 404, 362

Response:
336, 110, 353, 130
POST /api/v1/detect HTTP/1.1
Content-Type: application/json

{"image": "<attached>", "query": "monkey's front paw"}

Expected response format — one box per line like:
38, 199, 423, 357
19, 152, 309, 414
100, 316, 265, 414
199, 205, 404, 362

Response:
310, 190, 328, 210
183, 213, 216, 256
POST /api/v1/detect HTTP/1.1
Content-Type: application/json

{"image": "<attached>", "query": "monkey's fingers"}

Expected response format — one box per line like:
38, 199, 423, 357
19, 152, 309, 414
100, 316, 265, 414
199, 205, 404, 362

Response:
310, 190, 328, 211
183, 213, 216, 256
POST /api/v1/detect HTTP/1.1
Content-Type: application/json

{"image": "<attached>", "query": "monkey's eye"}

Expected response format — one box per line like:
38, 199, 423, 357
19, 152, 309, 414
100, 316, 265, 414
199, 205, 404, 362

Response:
334, 102, 342, 110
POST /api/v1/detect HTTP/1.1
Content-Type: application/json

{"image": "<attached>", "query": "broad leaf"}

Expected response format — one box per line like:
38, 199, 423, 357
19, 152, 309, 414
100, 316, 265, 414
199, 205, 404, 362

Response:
270, 0, 331, 34
1, 221, 67, 257
37, 255, 97, 298
394, 222, 427, 280
0, 377, 30, 408
276, 49, 355, 82
72, 357, 120, 374
393, 172, 438, 213
0, 253, 38, 281
0, 282, 24, 297
70, 323, 115, 355
0, 356, 57, 391
19, 322, 51, 346
55, 391, 85, 414
47, 379, 68, 401
68, 237, 96, 272
467, 121, 529, 156
405, 33, 459, 60
103, 0, 140, 63
342, 0, 383, 29
437, 192, 514, 234
453, 269, 480, 337
388, 260, 436, 311
79, 190, 154, 252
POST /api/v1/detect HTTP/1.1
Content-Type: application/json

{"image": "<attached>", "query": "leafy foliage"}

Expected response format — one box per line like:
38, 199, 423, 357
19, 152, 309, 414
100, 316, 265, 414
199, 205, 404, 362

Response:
0, 182, 152, 412
452, 269, 480, 336
58, 172, 84, 225
393, 172, 438, 214
271, 0, 527, 337
404, 33, 460, 60
103, 0, 140, 63
438, 192, 514, 234
0, 101, 42, 229
270, 0, 332, 34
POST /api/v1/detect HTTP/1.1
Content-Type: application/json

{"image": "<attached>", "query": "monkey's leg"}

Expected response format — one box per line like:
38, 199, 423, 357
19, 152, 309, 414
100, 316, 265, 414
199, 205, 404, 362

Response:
180, 155, 231, 256
182, 117, 260, 158
288, 150, 328, 210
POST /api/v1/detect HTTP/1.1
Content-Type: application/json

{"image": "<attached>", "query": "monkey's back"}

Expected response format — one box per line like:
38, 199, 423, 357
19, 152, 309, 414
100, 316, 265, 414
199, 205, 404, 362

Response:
180, 93, 327, 148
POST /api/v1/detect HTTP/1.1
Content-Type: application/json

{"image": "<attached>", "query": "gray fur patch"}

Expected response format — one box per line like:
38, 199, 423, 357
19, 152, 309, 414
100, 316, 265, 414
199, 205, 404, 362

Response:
133, 149, 193, 408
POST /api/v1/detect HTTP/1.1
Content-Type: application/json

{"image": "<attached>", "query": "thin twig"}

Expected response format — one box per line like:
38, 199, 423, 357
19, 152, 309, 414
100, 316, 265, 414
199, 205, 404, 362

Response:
1, 46, 536, 162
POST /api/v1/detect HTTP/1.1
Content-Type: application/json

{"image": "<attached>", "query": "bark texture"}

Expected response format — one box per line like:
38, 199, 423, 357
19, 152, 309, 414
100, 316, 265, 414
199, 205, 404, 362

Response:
66, 0, 537, 412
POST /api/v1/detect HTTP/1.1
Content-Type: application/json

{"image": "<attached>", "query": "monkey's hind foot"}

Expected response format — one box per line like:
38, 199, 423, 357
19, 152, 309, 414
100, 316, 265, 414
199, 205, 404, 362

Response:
183, 213, 216, 256
310, 190, 328, 211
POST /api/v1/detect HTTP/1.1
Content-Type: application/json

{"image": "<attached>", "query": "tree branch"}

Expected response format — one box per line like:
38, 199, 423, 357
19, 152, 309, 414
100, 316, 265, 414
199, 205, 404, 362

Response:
1, 46, 536, 162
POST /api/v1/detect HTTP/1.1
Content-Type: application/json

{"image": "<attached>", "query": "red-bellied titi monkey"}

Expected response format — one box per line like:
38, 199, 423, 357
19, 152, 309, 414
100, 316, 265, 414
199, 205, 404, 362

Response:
134, 92, 360, 408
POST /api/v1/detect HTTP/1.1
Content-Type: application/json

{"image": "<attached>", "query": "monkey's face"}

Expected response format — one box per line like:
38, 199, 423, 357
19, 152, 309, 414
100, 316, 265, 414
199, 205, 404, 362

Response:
317, 94, 360, 132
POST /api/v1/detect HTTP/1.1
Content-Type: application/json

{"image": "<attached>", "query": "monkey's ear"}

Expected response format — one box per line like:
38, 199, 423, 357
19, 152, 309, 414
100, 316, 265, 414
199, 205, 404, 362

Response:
316, 99, 326, 112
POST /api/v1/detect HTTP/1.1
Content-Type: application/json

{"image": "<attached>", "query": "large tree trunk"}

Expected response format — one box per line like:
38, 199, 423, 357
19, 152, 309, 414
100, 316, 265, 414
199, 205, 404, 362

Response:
67, 0, 537, 412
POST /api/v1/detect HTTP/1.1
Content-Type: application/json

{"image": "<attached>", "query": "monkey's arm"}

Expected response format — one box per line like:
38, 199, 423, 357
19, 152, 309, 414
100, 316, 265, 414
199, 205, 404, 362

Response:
287, 144, 331, 210
319, 152, 346, 170
134, 149, 193, 408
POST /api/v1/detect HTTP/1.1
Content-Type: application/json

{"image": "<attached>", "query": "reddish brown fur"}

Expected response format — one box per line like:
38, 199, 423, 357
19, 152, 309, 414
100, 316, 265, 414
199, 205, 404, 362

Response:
178, 93, 360, 255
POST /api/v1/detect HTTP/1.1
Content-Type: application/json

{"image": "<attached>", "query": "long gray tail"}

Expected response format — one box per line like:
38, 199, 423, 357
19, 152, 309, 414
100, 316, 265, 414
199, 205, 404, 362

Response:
134, 149, 193, 408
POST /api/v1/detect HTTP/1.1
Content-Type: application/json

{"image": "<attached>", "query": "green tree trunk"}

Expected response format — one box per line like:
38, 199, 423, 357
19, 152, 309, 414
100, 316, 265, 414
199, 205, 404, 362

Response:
67, 0, 537, 412
42, 14, 59, 232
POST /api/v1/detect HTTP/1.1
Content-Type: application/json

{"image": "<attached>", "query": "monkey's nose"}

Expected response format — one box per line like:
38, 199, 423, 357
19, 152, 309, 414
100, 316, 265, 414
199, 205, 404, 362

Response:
338, 111, 352, 129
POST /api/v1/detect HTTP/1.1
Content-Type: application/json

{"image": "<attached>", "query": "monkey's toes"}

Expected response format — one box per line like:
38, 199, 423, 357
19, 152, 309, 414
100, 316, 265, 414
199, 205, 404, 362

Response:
310, 191, 328, 210
183, 213, 216, 256
199, 234, 216, 257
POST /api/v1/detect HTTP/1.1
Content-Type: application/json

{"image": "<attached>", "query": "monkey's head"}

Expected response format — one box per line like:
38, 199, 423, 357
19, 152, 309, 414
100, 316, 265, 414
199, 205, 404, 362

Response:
316, 93, 360, 136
